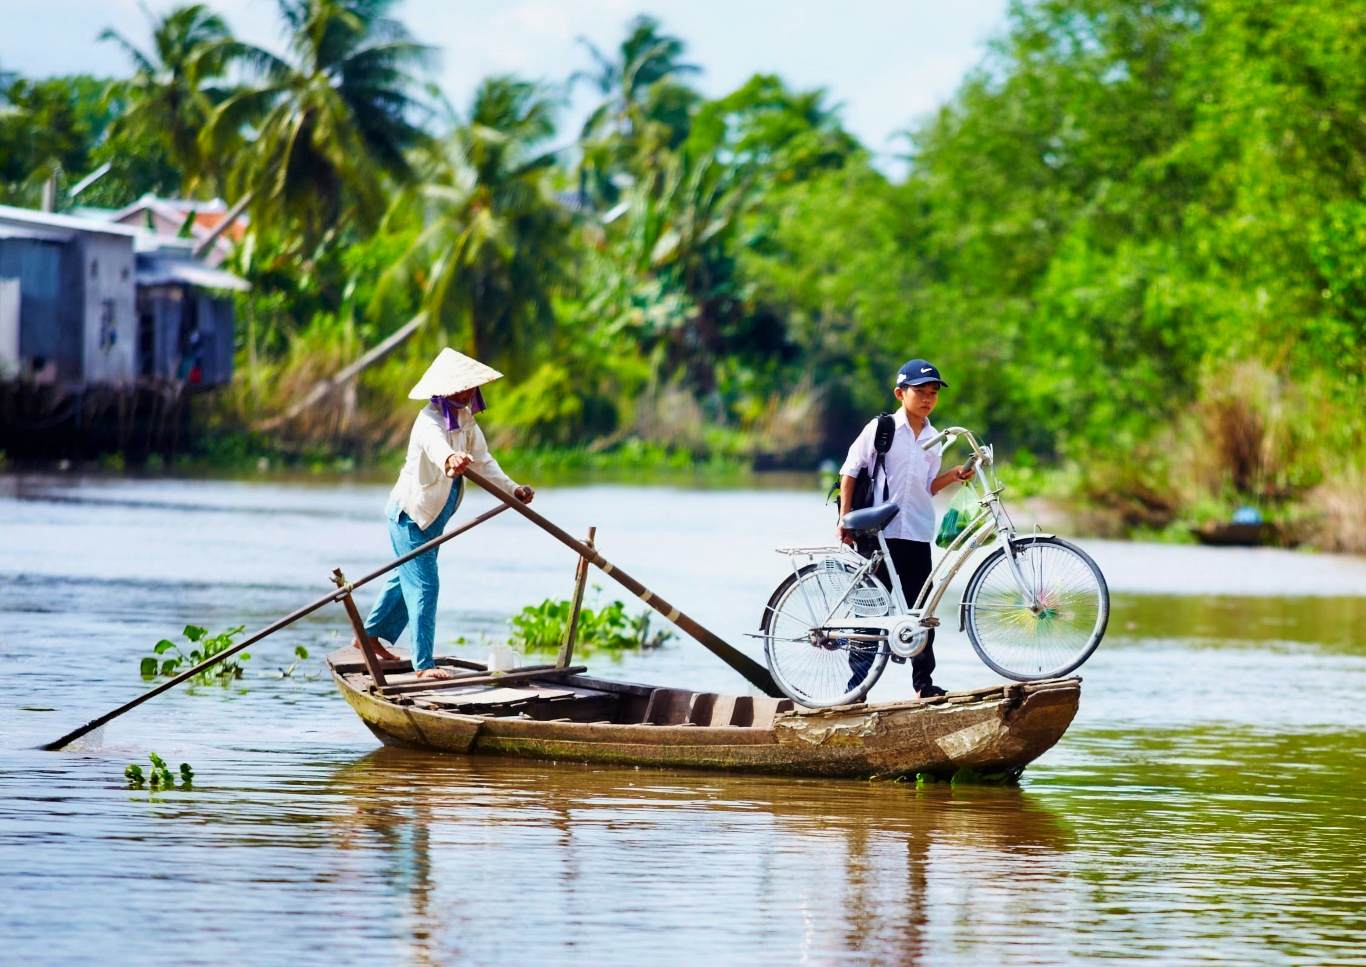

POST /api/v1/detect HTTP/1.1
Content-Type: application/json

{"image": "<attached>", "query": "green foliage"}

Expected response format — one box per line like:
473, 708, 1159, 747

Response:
99, 3, 234, 193
139, 624, 249, 685
375, 76, 571, 374
6, 1, 1360, 544
507, 593, 676, 653
125, 753, 194, 790
0, 74, 109, 205
278, 644, 310, 678
202, 0, 435, 241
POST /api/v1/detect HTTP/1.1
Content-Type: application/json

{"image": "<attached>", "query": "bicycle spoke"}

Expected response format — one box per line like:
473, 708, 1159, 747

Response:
764, 561, 892, 707
966, 539, 1107, 680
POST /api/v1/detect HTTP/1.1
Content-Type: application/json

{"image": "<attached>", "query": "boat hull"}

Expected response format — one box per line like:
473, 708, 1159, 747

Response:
330, 657, 1080, 781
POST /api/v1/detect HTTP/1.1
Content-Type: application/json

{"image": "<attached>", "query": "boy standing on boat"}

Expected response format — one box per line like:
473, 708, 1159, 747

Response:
837, 359, 974, 698
355, 348, 534, 680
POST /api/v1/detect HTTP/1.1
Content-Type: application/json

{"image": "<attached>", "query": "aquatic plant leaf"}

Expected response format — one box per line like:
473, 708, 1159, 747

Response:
161, 659, 178, 676
140, 657, 159, 677
183, 625, 206, 642
153, 640, 176, 655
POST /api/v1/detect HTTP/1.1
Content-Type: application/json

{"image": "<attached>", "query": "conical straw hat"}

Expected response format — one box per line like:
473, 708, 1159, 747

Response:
408, 348, 503, 400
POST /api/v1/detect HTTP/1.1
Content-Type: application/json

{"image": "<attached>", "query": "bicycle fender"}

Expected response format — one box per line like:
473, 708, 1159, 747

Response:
1005, 533, 1056, 556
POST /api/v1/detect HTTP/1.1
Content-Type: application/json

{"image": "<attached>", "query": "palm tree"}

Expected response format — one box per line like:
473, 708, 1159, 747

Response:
99, 4, 233, 192
203, 0, 435, 243
376, 76, 571, 370
574, 15, 701, 203
689, 74, 859, 182
618, 148, 753, 386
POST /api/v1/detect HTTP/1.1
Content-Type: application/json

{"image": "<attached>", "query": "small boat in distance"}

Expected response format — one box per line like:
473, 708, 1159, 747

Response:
327, 648, 1081, 782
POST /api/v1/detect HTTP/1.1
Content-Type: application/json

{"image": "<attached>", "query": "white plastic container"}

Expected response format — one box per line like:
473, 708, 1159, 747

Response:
487, 644, 520, 674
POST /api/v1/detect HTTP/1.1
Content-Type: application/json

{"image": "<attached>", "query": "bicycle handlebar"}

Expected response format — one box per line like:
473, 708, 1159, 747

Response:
920, 425, 988, 461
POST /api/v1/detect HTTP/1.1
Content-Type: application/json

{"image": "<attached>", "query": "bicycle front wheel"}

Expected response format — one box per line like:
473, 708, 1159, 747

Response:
760, 558, 892, 708
962, 536, 1109, 681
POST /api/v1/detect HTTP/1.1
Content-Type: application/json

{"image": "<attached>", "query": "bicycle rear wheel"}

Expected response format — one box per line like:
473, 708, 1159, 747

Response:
760, 558, 893, 708
962, 535, 1108, 681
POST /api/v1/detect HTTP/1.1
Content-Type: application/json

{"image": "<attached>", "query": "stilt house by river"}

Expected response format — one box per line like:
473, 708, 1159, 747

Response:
0, 204, 248, 458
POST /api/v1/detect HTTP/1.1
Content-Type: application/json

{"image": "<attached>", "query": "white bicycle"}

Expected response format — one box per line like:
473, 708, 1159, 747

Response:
759, 427, 1109, 708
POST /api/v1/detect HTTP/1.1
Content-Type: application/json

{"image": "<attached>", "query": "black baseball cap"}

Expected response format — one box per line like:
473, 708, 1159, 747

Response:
895, 359, 948, 388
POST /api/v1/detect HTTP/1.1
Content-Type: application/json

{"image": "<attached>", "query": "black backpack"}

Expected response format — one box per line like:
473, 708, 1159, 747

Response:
829, 413, 896, 514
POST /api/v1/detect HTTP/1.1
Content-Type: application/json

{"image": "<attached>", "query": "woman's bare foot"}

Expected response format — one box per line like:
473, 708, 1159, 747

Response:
415, 667, 453, 680
352, 635, 401, 662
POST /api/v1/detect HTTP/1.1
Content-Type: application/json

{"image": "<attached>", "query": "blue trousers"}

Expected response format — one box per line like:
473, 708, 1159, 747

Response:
362, 480, 463, 670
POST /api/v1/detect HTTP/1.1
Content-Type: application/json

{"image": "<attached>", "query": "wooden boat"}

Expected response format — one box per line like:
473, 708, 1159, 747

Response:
327, 648, 1081, 781
1191, 521, 1299, 548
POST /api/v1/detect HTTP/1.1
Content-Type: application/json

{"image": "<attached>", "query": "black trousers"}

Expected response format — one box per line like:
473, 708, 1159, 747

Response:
848, 537, 937, 693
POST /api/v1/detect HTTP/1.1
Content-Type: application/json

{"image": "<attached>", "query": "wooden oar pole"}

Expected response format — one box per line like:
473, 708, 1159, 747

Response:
557, 526, 596, 669
464, 469, 782, 697
40, 502, 511, 751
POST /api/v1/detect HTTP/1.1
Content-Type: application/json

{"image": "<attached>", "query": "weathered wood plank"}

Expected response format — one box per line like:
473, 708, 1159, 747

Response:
380, 665, 587, 696
643, 688, 694, 725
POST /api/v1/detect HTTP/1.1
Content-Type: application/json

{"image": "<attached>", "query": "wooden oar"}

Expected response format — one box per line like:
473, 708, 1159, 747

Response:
463, 468, 783, 697
40, 503, 511, 751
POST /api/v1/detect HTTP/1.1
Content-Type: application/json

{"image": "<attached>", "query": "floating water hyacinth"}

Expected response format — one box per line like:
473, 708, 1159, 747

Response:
124, 753, 194, 790
138, 625, 249, 685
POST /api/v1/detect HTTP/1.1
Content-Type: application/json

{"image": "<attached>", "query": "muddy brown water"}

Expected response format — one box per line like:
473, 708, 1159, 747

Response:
2, 474, 1364, 965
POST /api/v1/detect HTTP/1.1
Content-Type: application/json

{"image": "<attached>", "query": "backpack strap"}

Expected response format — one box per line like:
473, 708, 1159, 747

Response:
872, 413, 895, 502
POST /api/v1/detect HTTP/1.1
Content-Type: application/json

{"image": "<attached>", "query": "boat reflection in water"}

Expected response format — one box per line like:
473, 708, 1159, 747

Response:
324, 747, 1076, 965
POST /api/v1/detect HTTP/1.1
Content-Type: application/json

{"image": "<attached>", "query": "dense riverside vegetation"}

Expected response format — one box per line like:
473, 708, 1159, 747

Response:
1, 0, 1362, 548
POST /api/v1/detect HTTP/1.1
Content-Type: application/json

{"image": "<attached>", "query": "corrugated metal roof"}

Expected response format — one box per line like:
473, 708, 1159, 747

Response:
136, 255, 250, 292
0, 223, 72, 243
0, 204, 139, 238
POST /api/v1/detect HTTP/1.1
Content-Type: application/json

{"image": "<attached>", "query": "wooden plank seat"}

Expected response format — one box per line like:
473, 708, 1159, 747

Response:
412, 682, 620, 721
634, 689, 796, 727
380, 665, 587, 696
642, 688, 695, 725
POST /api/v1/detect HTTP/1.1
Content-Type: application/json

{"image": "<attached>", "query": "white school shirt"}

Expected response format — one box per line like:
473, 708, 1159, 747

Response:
839, 410, 942, 542
389, 403, 519, 530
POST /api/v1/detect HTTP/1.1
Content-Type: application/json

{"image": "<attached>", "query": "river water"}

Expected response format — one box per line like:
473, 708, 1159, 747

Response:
1, 473, 1363, 965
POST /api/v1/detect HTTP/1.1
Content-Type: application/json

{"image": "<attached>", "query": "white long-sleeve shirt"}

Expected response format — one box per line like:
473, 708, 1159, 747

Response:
388, 403, 519, 529
839, 409, 942, 542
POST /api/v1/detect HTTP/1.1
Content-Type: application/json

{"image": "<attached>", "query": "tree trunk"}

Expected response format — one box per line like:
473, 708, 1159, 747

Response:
253, 313, 426, 433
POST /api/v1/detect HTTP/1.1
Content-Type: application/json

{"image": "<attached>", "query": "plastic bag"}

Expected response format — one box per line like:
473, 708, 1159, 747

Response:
935, 483, 978, 549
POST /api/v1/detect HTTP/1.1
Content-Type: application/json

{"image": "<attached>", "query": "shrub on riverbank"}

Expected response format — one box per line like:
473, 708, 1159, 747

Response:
1070, 362, 1365, 551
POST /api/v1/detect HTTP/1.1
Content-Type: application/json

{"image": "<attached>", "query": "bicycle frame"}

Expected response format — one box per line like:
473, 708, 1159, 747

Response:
778, 427, 1046, 648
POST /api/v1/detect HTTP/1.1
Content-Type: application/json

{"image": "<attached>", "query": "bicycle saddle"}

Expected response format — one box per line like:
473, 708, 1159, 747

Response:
842, 500, 900, 533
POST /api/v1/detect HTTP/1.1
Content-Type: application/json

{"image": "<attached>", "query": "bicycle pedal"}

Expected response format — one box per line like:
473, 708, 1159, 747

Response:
889, 654, 907, 665
919, 617, 941, 628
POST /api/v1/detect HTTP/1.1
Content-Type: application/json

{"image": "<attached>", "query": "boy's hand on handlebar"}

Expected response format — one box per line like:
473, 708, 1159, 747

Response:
955, 463, 976, 481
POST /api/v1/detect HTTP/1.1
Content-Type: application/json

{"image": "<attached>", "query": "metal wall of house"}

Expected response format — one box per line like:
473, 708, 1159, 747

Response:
137, 285, 183, 380
199, 293, 235, 387
0, 237, 82, 379
78, 234, 137, 384
137, 286, 235, 386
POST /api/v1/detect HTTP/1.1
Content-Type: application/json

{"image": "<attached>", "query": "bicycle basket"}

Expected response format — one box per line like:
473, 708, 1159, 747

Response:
813, 558, 891, 617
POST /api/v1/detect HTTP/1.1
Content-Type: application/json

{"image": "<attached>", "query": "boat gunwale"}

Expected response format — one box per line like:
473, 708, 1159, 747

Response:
327, 654, 1080, 737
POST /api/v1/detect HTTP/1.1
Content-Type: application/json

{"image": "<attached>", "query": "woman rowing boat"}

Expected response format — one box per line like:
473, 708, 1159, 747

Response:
354, 348, 534, 679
